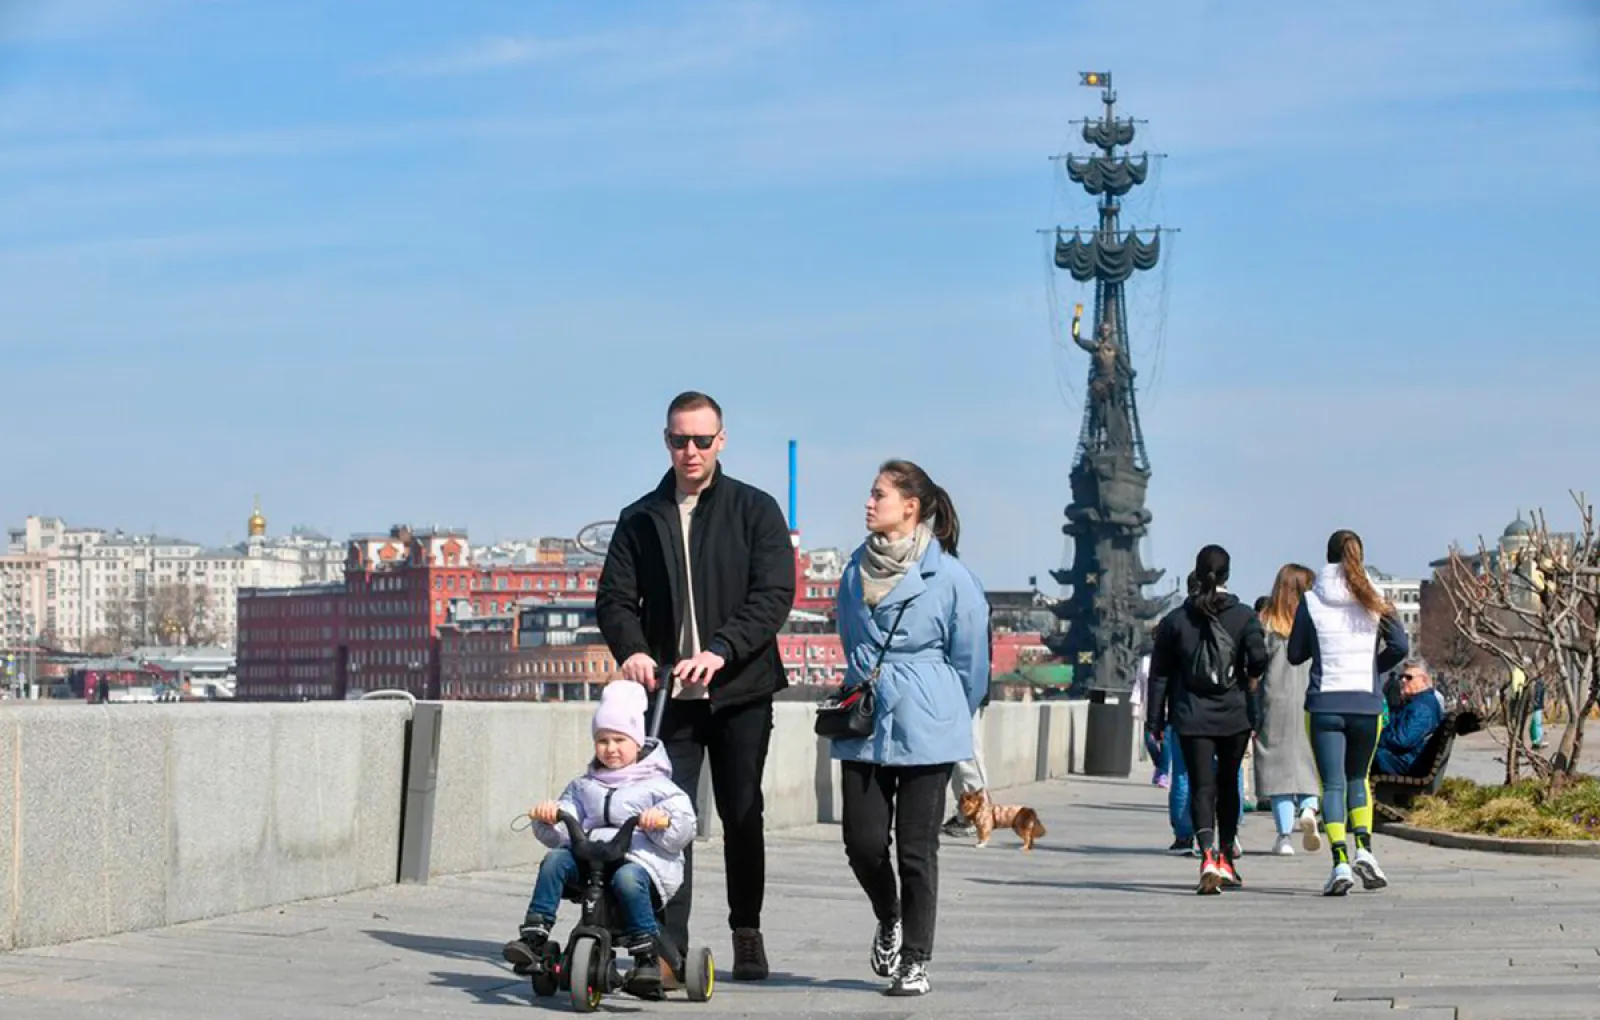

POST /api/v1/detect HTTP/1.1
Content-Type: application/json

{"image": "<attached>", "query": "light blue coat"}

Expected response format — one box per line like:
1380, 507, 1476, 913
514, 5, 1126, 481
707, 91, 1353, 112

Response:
830, 539, 990, 767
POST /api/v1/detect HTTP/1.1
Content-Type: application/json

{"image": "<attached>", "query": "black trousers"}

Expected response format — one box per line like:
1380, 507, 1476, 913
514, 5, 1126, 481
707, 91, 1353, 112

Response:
840, 761, 952, 963
659, 696, 774, 954
1178, 731, 1250, 854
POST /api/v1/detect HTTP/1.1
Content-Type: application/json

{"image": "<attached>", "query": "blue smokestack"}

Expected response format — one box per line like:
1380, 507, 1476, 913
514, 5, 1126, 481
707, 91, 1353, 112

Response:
788, 439, 798, 530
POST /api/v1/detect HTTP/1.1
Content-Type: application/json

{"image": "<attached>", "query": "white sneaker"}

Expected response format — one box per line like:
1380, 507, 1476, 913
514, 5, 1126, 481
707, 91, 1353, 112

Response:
1298, 807, 1323, 852
870, 919, 902, 978
1323, 862, 1354, 897
1271, 834, 1295, 856
1352, 847, 1388, 890
886, 958, 929, 996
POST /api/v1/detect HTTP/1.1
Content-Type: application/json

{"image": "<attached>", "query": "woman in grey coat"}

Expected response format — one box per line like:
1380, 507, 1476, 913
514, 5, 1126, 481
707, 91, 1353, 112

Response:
1253, 563, 1322, 855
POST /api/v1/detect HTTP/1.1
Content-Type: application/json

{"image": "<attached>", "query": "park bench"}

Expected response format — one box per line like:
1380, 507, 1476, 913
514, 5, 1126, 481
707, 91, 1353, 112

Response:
1373, 710, 1481, 822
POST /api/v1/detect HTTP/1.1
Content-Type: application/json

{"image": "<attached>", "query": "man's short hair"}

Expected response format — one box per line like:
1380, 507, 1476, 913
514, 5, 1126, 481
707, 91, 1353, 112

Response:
1401, 656, 1431, 680
666, 391, 723, 424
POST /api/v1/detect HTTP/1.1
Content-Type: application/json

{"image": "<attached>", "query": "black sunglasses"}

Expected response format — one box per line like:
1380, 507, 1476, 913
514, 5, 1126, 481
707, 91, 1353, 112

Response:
666, 432, 718, 451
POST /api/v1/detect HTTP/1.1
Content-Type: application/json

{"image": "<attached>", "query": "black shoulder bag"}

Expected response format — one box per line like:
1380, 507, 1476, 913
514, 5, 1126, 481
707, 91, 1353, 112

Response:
814, 600, 912, 740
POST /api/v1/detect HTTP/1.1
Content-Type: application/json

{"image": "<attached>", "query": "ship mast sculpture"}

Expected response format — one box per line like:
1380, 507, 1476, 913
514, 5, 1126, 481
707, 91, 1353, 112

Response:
1045, 71, 1172, 771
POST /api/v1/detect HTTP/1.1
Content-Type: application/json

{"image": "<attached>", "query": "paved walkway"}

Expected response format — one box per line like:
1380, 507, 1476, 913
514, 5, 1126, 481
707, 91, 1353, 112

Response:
4, 761, 1600, 1018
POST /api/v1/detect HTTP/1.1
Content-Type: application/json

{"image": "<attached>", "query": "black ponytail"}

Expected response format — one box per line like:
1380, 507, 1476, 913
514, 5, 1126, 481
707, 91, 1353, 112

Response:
1188, 544, 1231, 617
878, 459, 961, 556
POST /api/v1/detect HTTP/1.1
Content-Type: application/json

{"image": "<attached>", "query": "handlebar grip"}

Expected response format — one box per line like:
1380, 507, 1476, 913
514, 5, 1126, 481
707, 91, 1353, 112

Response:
648, 671, 671, 740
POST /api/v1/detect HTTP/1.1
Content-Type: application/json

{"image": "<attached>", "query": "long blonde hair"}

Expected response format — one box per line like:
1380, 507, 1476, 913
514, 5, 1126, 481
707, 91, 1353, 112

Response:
1327, 529, 1394, 618
1261, 562, 1315, 637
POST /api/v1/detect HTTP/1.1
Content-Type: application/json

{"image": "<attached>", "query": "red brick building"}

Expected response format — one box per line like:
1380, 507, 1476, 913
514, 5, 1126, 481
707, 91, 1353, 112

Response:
236, 582, 345, 699
793, 543, 844, 615
236, 526, 601, 701
236, 525, 1042, 700
438, 599, 620, 700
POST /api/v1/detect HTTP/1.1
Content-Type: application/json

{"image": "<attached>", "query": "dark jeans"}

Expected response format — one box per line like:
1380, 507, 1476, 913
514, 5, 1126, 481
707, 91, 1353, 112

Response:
526, 848, 659, 941
1177, 732, 1250, 854
840, 761, 952, 963
659, 696, 774, 955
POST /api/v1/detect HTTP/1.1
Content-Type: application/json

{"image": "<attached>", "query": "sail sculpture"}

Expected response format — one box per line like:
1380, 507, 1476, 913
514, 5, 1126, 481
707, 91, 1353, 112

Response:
1047, 72, 1170, 696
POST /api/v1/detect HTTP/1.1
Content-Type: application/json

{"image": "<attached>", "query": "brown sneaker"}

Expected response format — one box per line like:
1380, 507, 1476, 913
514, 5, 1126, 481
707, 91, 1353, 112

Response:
731, 928, 769, 981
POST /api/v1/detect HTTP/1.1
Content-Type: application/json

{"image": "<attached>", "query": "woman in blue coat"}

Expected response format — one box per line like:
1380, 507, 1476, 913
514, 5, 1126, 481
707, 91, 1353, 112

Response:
831, 459, 989, 998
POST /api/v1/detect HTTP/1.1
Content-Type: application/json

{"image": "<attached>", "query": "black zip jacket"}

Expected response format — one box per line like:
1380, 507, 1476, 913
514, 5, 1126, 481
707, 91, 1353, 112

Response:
1146, 593, 1269, 738
595, 465, 796, 709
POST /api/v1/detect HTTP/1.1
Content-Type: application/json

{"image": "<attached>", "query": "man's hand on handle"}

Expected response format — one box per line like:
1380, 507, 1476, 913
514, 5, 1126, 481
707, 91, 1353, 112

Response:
671, 649, 725, 687
620, 652, 659, 687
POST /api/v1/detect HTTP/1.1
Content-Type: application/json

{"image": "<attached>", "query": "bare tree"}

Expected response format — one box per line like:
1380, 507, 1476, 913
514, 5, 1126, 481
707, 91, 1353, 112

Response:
146, 582, 217, 647
1441, 493, 1600, 787
1419, 597, 1498, 709
100, 586, 141, 652
81, 633, 119, 656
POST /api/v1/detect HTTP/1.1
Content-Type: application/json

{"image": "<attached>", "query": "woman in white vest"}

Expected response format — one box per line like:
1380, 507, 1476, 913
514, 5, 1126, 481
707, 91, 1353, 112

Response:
1287, 530, 1409, 896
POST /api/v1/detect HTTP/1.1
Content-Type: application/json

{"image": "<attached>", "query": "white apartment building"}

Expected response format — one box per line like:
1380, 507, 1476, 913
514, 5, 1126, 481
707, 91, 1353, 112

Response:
1369, 566, 1423, 655
0, 553, 47, 650
6, 503, 345, 651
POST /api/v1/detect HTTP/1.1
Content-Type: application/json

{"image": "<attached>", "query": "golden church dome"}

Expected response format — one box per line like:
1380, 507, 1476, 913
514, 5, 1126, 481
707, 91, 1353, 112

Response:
248, 496, 267, 538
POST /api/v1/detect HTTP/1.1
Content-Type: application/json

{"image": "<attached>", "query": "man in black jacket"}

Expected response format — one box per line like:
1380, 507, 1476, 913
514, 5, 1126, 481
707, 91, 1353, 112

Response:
596, 391, 796, 982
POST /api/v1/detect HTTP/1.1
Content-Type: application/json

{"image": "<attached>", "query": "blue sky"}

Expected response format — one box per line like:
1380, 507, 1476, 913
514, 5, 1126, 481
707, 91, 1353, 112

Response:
2, 0, 1597, 598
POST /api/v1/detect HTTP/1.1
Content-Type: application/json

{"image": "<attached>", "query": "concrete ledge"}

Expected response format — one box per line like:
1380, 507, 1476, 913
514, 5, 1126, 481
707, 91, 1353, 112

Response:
2, 694, 1123, 951
0, 702, 411, 952
1380, 821, 1600, 858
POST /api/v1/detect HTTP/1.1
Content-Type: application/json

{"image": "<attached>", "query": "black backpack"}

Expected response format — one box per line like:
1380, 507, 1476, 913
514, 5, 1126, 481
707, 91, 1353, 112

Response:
1185, 613, 1239, 695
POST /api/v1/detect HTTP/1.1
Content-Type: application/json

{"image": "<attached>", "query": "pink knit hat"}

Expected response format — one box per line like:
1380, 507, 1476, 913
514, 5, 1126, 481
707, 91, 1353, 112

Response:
592, 680, 649, 747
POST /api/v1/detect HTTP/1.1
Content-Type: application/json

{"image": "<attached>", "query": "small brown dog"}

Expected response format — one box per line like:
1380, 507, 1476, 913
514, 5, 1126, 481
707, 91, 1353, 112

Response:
957, 789, 1047, 851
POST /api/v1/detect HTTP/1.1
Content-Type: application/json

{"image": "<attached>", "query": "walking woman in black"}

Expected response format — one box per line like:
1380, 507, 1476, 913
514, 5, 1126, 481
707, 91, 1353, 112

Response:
1146, 545, 1269, 894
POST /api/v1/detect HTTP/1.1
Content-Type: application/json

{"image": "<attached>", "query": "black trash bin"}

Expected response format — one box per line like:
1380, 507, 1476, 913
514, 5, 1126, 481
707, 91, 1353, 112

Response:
1083, 691, 1134, 777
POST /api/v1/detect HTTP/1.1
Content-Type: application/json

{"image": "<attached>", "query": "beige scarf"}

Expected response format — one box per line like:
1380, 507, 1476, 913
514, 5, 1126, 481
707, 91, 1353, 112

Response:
861, 522, 933, 607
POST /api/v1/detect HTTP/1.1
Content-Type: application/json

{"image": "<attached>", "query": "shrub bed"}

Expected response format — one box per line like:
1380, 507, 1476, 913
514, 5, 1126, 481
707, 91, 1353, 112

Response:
1407, 776, 1600, 840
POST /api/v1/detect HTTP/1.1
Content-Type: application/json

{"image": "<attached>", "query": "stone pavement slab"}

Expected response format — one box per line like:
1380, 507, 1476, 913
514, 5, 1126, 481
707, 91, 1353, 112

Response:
4, 771, 1600, 1018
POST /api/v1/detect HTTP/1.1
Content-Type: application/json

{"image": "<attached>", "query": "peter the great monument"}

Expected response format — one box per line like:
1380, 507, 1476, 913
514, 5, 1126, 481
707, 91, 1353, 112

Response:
1046, 71, 1172, 776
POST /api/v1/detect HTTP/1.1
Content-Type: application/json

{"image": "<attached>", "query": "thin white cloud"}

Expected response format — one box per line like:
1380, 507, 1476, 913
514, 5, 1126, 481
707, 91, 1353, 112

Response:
1, 1, 1590, 199
371, 0, 803, 83
0, 226, 361, 267
373, 33, 620, 77
0, 0, 182, 43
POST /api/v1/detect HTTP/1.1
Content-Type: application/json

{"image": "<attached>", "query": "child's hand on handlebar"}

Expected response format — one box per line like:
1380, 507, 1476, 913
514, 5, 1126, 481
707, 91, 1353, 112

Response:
637, 807, 671, 831
530, 801, 562, 825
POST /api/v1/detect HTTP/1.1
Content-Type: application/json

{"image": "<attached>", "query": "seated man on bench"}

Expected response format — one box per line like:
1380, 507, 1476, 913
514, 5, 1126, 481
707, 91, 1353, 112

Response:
1374, 657, 1445, 777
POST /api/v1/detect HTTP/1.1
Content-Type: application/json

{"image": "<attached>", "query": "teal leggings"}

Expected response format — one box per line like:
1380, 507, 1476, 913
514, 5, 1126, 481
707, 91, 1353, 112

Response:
1308, 712, 1381, 847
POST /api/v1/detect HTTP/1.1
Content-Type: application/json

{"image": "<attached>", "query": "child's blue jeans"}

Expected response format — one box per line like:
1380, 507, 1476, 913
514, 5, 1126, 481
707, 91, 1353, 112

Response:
526, 848, 660, 940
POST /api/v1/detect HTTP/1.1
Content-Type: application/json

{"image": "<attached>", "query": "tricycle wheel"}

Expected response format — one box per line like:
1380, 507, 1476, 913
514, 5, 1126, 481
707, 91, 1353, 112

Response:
568, 937, 603, 1013
684, 946, 714, 1002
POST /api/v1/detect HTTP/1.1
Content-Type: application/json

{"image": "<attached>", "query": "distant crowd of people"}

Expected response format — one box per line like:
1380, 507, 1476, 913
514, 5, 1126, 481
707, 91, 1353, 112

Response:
1138, 534, 1450, 896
